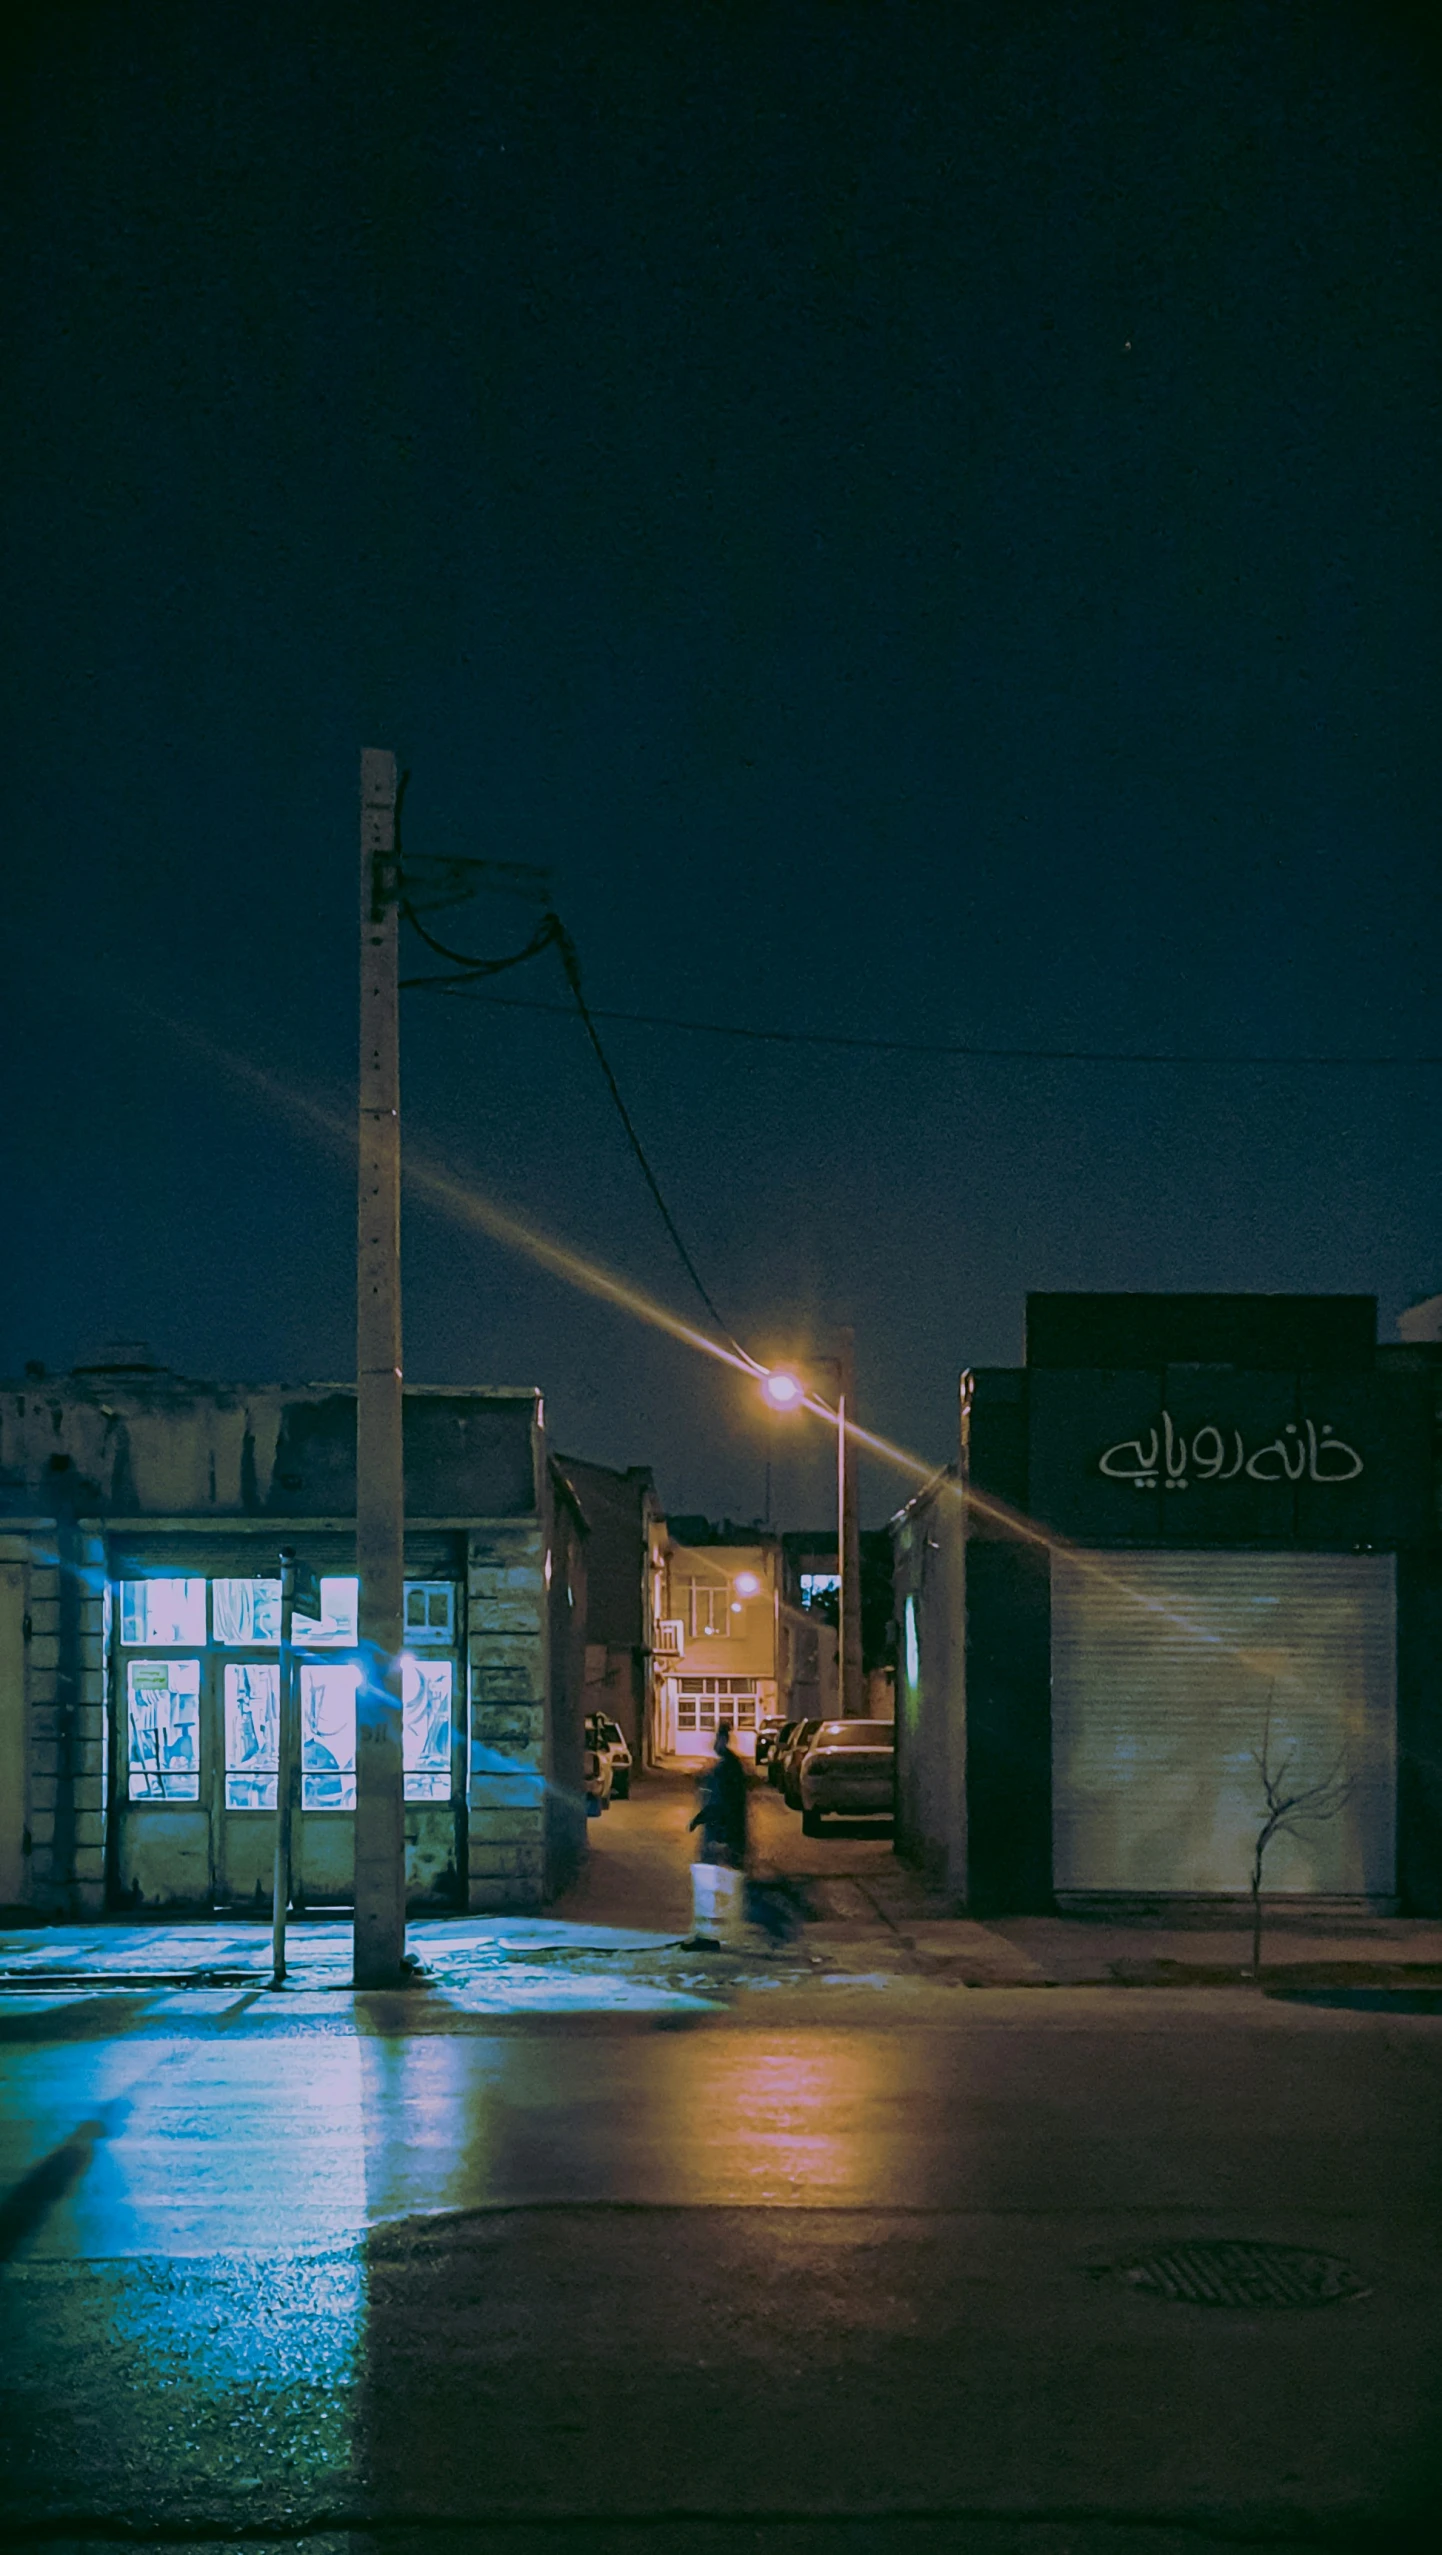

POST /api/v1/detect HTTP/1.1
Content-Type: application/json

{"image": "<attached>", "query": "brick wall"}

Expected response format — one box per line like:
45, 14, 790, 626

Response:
0, 1526, 107, 1914
467, 1527, 549, 1910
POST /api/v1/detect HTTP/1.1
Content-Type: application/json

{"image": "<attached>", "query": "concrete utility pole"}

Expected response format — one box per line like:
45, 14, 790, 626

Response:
354, 748, 407, 1988
837, 1325, 864, 1717
270, 1548, 310, 1988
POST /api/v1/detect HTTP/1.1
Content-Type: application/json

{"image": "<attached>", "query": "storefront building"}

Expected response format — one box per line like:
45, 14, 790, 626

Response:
0, 1359, 587, 1915
893, 1295, 1442, 1915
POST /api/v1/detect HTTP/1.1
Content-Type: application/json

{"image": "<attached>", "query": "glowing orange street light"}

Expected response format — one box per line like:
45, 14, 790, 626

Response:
761, 1368, 806, 1410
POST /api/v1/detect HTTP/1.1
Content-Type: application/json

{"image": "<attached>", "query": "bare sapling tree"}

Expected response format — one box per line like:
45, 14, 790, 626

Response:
1248, 1701, 1355, 1979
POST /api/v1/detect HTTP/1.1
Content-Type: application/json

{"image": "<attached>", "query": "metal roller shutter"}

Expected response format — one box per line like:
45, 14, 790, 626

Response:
1051, 1551, 1395, 1897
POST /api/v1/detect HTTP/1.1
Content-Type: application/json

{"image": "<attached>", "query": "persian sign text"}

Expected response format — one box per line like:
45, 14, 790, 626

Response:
1098, 1414, 1363, 1492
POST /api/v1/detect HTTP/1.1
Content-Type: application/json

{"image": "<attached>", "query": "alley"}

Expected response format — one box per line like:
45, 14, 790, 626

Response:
551, 1760, 898, 1934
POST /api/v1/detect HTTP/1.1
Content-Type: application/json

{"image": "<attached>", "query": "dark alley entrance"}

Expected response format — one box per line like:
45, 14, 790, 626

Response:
552, 1761, 900, 1935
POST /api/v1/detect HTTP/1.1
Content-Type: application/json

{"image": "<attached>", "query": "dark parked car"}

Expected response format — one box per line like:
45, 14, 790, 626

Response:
778, 1719, 823, 1809
798, 1720, 896, 1835
755, 1719, 792, 1776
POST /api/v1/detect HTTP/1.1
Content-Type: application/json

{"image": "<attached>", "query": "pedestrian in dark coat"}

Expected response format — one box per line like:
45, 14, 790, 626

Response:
689, 1723, 748, 1868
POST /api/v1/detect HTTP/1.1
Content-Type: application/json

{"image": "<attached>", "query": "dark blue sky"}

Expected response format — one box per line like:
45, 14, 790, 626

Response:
5, 1, 1440, 1525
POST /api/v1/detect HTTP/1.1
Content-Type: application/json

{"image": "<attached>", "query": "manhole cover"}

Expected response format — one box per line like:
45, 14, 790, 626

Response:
1110, 2240, 1370, 2309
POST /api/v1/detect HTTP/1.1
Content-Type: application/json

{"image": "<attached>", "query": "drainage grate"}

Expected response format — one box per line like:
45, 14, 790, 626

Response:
1110, 2239, 1370, 2310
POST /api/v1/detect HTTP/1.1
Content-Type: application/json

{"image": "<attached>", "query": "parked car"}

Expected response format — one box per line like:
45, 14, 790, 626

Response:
584, 1745, 613, 1813
755, 1718, 790, 1773
586, 1710, 633, 1799
778, 1719, 823, 1809
799, 1720, 896, 1835
765, 1720, 804, 1786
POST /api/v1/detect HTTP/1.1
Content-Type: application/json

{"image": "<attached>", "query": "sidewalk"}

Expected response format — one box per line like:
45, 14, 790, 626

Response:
3, 1903, 1440, 1995
5, 1766, 1438, 1997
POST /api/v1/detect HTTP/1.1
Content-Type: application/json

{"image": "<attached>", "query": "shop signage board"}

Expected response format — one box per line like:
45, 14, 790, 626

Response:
1027, 1369, 1433, 1546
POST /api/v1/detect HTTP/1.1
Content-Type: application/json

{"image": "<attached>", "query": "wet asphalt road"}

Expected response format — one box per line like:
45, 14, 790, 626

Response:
3, 1956, 1442, 2555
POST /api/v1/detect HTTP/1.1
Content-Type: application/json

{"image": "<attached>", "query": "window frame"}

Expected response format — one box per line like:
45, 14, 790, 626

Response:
685, 1577, 732, 1640
114, 1571, 462, 1814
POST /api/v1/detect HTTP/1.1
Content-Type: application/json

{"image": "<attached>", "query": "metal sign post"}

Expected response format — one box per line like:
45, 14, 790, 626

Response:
837, 1327, 864, 1717
271, 1550, 319, 1986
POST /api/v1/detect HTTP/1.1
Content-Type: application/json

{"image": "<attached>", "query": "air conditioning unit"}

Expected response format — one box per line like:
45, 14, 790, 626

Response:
654, 1618, 685, 1660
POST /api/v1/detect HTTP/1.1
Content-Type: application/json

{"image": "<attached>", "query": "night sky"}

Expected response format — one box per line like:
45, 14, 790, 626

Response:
5, 2, 1440, 1528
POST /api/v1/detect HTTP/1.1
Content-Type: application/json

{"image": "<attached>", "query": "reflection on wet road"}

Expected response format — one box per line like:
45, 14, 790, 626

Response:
2, 1984, 1441, 2551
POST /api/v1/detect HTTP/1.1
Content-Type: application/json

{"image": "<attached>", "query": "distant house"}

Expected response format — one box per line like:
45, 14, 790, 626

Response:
0, 1353, 588, 1916
654, 1517, 836, 1758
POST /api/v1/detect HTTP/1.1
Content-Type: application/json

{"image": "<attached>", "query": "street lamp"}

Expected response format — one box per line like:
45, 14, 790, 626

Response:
755, 1331, 863, 1718
761, 1369, 806, 1411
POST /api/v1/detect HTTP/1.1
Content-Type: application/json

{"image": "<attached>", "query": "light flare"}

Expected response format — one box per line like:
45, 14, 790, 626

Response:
139, 1005, 1295, 1692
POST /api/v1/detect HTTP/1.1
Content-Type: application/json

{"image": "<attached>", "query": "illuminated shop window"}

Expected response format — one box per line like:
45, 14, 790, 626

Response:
301, 1663, 358, 1808
127, 1659, 201, 1798
294, 1577, 359, 1647
119, 1579, 207, 1647
213, 1578, 282, 1645
404, 1581, 456, 1644
224, 1662, 279, 1808
403, 1655, 452, 1801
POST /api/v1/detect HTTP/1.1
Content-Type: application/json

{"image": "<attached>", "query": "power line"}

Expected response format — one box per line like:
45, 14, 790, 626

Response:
403, 979, 1442, 1070
548, 918, 750, 1362
398, 901, 565, 979
398, 901, 750, 1363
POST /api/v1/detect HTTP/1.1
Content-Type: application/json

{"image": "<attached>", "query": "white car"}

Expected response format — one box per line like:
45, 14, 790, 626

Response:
584, 1744, 613, 1814
586, 1711, 633, 1800
799, 1720, 896, 1835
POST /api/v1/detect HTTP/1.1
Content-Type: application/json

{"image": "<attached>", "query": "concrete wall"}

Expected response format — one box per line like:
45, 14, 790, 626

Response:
466, 1525, 555, 1912
582, 1643, 644, 1759
0, 1523, 108, 1915
0, 1376, 540, 1521
778, 1604, 838, 1722
890, 1471, 966, 1900
0, 1547, 28, 1908
546, 1479, 589, 1897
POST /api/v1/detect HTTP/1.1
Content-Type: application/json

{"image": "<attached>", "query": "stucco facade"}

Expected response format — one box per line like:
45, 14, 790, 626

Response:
0, 1359, 586, 1916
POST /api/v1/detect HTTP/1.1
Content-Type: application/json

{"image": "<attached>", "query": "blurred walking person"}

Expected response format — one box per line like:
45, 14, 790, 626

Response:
687, 1722, 748, 1944
689, 1720, 748, 1866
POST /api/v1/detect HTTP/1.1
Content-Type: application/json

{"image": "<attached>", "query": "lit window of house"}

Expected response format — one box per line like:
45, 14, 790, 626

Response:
675, 1677, 759, 1733
686, 1578, 731, 1639
800, 1572, 841, 1612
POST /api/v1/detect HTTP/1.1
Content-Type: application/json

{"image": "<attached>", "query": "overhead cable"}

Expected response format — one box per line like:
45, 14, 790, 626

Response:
404, 980, 1442, 1071
398, 901, 565, 980
398, 899, 750, 1364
